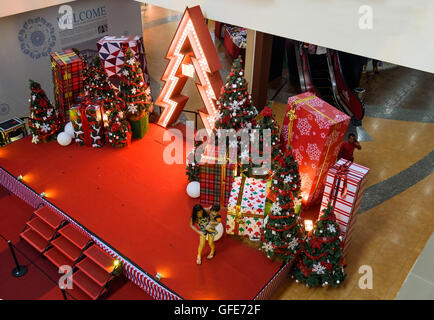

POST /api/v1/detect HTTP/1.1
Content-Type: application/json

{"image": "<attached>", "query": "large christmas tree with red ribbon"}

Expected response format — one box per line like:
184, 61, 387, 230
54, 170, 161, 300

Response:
214, 56, 257, 131
28, 80, 61, 144
292, 202, 346, 287
84, 55, 117, 113
261, 147, 304, 262
253, 105, 281, 174
119, 48, 152, 119
107, 100, 131, 148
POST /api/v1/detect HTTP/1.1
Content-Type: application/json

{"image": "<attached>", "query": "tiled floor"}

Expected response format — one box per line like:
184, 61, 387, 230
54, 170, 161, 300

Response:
396, 232, 434, 300
140, 4, 434, 300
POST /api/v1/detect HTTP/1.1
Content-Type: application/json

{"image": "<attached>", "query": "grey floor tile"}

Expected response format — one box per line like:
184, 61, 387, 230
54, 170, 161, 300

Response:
411, 233, 434, 284
396, 274, 434, 300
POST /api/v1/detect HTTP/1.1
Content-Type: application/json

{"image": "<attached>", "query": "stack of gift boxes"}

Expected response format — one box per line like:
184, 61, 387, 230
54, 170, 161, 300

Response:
48, 36, 152, 147
197, 92, 369, 258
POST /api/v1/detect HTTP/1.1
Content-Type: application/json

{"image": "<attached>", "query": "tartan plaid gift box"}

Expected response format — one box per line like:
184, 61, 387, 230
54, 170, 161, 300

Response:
97, 35, 151, 87
320, 159, 370, 256
199, 144, 235, 207
69, 96, 105, 148
50, 50, 84, 123
226, 176, 267, 240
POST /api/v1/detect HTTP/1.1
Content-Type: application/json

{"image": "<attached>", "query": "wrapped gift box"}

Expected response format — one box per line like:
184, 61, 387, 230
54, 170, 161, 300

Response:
199, 144, 235, 207
320, 159, 370, 256
50, 50, 84, 122
0, 117, 28, 146
97, 35, 151, 87
226, 176, 267, 240
280, 92, 350, 207
69, 97, 105, 148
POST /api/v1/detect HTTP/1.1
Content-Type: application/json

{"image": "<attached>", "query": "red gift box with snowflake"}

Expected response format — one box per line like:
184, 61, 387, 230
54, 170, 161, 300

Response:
280, 92, 350, 207
226, 176, 267, 240
50, 49, 84, 123
320, 159, 370, 256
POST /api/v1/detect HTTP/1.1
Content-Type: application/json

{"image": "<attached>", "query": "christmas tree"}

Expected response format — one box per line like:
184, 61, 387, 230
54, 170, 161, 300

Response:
119, 48, 152, 118
261, 147, 304, 262
28, 80, 61, 144
254, 104, 281, 173
214, 56, 258, 174
214, 56, 257, 131
107, 101, 131, 148
84, 56, 117, 113
186, 138, 205, 182
292, 203, 346, 287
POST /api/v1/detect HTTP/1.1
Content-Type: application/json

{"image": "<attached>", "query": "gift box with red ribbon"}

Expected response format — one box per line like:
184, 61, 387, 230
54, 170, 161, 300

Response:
50, 49, 84, 123
199, 144, 235, 207
69, 96, 105, 148
280, 92, 350, 207
320, 159, 370, 256
226, 176, 267, 240
97, 35, 151, 87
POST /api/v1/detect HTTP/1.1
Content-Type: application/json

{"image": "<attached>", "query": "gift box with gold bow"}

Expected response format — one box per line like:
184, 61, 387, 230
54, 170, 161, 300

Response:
226, 176, 268, 240
50, 49, 84, 123
320, 159, 370, 256
199, 144, 235, 207
280, 92, 350, 207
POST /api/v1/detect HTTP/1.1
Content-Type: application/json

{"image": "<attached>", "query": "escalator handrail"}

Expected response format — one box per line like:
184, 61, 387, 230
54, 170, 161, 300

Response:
296, 42, 319, 96
326, 50, 354, 117
330, 50, 365, 120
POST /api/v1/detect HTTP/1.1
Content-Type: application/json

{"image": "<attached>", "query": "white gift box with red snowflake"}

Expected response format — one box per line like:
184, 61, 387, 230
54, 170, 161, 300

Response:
226, 176, 267, 240
320, 159, 370, 256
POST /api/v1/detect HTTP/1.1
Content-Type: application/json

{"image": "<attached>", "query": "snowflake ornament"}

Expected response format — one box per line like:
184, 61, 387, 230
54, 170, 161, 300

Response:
270, 202, 282, 215
127, 58, 135, 65
327, 224, 336, 234
262, 242, 274, 252
31, 135, 39, 144
312, 263, 326, 275
128, 104, 138, 114
284, 175, 293, 184
122, 70, 129, 77
40, 123, 50, 133
288, 237, 299, 250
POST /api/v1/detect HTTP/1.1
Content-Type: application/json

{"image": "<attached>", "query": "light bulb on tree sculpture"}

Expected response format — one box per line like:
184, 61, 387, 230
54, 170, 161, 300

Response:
155, 6, 223, 135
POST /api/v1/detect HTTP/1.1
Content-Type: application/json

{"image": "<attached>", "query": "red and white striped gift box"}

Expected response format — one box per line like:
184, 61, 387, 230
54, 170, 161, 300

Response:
320, 159, 370, 256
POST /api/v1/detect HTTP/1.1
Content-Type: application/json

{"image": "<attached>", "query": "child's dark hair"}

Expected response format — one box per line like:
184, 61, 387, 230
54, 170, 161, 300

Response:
210, 204, 220, 213
192, 204, 207, 224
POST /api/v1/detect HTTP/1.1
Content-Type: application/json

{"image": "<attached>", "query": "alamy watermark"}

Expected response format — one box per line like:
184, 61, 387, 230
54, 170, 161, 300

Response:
163, 121, 272, 175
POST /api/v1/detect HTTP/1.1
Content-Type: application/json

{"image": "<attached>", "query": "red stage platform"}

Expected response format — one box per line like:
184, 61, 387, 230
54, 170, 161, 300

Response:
0, 124, 284, 300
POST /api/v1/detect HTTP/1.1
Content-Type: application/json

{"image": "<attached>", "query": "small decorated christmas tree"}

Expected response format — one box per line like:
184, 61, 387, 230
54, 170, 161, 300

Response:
186, 138, 205, 182
214, 56, 257, 131
292, 203, 347, 287
84, 56, 117, 112
28, 80, 61, 144
254, 104, 281, 173
118, 48, 152, 139
261, 147, 304, 262
107, 103, 131, 148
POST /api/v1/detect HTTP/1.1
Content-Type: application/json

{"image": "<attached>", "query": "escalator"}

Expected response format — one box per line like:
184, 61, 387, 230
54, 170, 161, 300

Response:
292, 42, 365, 123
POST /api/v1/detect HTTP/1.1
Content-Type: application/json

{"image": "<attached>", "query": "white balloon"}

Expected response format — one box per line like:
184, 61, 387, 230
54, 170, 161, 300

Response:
57, 132, 72, 146
64, 122, 75, 138
213, 223, 224, 241
186, 181, 200, 198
